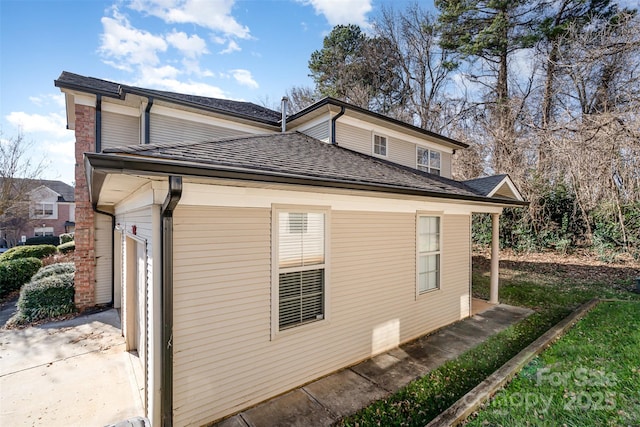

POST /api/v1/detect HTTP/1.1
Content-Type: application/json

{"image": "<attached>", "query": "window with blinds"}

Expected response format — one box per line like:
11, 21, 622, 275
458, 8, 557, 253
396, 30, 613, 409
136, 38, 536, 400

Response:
418, 215, 441, 293
277, 211, 326, 330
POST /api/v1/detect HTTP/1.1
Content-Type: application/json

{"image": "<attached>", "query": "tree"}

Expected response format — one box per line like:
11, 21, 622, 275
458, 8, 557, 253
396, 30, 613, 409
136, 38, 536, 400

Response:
284, 86, 320, 113
0, 131, 47, 247
532, 0, 620, 182
308, 24, 406, 113
436, 0, 544, 174
374, 3, 458, 132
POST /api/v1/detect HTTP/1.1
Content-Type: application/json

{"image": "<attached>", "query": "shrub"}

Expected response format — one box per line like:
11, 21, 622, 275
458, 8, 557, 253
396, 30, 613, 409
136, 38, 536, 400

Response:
12, 272, 75, 324
59, 233, 74, 244
0, 257, 43, 297
25, 235, 60, 246
57, 240, 75, 254
31, 262, 75, 282
0, 244, 58, 262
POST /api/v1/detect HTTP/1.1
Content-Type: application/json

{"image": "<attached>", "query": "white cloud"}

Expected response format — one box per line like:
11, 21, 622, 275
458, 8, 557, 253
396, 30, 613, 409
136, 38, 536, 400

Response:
166, 30, 208, 58
3, 111, 75, 184
140, 64, 181, 80
181, 58, 214, 77
28, 94, 65, 108
298, 0, 372, 27
136, 75, 229, 98
129, 0, 251, 39
99, 7, 168, 67
219, 40, 241, 54
230, 69, 258, 89
5, 112, 70, 139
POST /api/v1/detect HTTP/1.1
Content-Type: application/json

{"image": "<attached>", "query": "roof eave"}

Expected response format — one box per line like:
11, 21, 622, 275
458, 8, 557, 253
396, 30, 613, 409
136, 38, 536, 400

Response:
85, 152, 528, 207
55, 78, 281, 128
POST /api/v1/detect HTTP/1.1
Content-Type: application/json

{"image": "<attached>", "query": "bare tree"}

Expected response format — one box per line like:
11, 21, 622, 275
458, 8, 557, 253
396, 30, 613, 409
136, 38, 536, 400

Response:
0, 131, 47, 247
374, 3, 457, 132
545, 11, 640, 242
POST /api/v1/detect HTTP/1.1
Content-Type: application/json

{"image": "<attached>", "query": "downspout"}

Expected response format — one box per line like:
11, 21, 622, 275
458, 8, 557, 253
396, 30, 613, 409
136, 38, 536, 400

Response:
145, 97, 154, 144
331, 106, 345, 145
161, 175, 183, 427
95, 94, 102, 152
92, 204, 116, 306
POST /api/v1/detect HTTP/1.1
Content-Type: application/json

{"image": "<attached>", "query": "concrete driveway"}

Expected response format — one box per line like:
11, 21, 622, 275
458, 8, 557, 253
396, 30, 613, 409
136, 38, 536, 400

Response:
0, 309, 145, 426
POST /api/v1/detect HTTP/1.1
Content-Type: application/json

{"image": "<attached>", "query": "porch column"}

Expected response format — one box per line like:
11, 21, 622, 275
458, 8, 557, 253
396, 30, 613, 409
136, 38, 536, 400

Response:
490, 213, 500, 304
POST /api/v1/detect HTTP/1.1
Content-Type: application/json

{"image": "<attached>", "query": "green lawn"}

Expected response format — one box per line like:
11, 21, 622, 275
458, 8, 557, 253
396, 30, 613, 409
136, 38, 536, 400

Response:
466, 301, 640, 426
338, 253, 640, 426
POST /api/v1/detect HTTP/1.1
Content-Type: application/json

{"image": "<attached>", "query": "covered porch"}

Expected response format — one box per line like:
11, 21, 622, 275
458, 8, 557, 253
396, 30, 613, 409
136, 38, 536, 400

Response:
464, 174, 527, 310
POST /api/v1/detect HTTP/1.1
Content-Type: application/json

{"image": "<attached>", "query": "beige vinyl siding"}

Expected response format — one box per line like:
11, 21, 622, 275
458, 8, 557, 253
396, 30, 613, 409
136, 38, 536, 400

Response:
301, 120, 330, 142
94, 213, 113, 304
172, 206, 471, 426
440, 151, 452, 178
102, 111, 140, 150
335, 122, 453, 178
335, 122, 370, 154
388, 136, 417, 169
149, 113, 248, 144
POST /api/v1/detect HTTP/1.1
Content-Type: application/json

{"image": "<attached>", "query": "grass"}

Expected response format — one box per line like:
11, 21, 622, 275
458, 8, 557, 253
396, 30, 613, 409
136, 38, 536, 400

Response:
466, 301, 640, 426
337, 252, 640, 426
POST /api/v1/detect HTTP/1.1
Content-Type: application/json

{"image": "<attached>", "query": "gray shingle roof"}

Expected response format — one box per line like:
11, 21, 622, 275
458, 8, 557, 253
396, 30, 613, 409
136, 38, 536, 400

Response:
101, 132, 507, 202
463, 175, 508, 197
55, 71, 282, 124
0, 178, 74, 202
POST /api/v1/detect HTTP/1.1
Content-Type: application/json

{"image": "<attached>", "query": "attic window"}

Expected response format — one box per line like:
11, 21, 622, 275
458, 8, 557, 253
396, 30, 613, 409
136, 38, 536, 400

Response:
417, 147, 441, 176
373, 134, 387, 156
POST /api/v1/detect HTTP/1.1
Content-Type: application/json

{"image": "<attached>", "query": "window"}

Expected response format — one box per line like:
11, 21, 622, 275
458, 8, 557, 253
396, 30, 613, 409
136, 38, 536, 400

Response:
417, 215, 440, 293
34, 202, 54, 217
34, 227, 54, 237
417, 147, 441, 176
373, 134, 388, 156
275, 209, 327, 332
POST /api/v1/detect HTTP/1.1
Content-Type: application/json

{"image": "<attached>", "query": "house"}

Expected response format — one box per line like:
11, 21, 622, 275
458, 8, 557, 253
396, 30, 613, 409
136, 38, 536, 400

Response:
55, 71, 525, 426
0, 178, 75, 247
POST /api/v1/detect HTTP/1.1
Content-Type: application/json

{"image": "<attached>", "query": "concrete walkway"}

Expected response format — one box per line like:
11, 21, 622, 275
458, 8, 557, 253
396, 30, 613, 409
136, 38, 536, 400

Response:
0, 309, 145, 426
215, 302, 533, 427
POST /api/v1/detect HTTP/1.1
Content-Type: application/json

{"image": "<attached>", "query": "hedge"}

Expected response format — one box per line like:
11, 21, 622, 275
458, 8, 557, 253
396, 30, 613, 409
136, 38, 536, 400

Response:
31, 262, 75, 282
13, 272, 75, 324
25, 235, 60, 246
57, 241, 75, 254
0, 244, 58, 262
0, 257, 43, 298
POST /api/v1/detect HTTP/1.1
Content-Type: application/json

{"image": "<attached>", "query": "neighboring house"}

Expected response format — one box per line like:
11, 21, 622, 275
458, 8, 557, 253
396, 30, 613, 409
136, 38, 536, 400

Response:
28, 181, 76, 237
55, 71, 525, 426
0, 178, 75, 246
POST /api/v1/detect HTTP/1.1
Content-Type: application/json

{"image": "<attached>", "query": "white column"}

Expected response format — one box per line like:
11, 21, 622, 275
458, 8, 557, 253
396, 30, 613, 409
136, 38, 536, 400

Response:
490, 213, 500, 304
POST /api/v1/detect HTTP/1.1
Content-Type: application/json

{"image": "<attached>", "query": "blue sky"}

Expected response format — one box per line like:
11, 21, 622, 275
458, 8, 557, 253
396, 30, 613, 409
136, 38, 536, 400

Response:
1, 0, 420, 186
2, 0, 634, 186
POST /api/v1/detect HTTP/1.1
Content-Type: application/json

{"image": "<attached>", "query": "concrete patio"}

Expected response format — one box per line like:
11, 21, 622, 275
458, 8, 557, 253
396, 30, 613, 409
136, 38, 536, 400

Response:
214, 301, 532, 427
0, 309, 145, 426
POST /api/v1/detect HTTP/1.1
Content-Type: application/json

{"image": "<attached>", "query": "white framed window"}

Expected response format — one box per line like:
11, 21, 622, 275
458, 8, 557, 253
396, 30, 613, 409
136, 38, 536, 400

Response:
417, 147, 441, 176
373, 134, 388, 157
417, 215, 441, 294
34, 202, 55, 217
34, 227, 54, 237
273, 206, 329, 335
